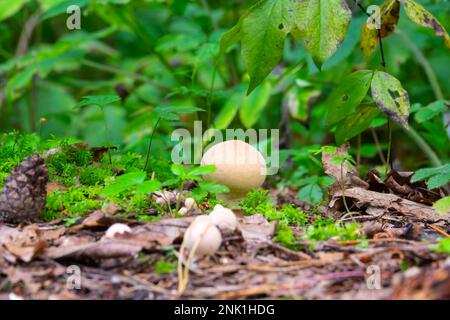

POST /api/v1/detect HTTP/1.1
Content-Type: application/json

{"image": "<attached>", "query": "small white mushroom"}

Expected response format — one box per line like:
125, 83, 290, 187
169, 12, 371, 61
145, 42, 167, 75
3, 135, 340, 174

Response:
209, 204, 238, 234
104, 223, 132, 239
178, 207, 188, 215
183, 215, 222, 258
184, 197, 197, 211
200, 140, 266, 206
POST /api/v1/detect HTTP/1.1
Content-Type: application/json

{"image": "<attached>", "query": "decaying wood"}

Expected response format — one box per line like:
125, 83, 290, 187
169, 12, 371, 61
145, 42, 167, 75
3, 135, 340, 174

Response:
336, 187, 448, 223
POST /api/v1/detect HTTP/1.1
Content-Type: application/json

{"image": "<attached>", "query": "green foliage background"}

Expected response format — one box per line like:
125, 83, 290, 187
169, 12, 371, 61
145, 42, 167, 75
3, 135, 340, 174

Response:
0, 0, 449, 186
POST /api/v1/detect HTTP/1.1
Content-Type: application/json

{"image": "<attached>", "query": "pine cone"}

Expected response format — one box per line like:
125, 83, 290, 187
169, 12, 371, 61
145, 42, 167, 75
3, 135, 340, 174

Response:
0, 154, 48, 224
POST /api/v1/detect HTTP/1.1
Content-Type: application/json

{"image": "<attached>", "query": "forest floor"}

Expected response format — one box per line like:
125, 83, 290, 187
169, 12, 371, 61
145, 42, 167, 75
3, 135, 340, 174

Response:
0, 137, 449, 300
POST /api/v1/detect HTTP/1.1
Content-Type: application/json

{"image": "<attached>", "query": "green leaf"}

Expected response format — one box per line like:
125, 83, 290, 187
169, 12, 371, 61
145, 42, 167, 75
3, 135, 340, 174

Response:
198, 180, 230, 194
136, 179, 161, 194
295, 0, 352, 68
155, 106, 204, 121
432, 238, 450, 254
411, 164, 450, 182
428, 172, 450, 190
0, 0, 28, 21
214, 88, 245, 130
360, 0, 400, 60
75, 96, 121, 110
100, 172, 146, 196
335, 104, 381, 145
188, 165, 216, 177
297, 183, 323, 205
411, 164, 450, 190
402, 0, 450, 49
433, 197, 450, 215
371, 71, 410, 127
414, 100, 448, 123
239, 0, 294, 93
170, 164, 187, 177
327, 70, 374, 126
239, 81, 272, 128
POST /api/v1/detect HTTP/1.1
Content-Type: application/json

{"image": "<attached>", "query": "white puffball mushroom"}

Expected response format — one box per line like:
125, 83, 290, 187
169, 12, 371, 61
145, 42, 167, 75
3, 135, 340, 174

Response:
183, 215, 222, 258
209, 204, 238, 234
184, 197, 197, 211
200, 140, 266, 205
104, 223, 132, 239
178, 207, 188, 215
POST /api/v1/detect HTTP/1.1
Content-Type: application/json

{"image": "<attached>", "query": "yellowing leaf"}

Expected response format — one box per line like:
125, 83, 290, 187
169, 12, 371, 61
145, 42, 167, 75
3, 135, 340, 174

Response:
433, 197, 450, 215
360, 0, 400, 60
371, 71, 410, 127
401, 0, 450, 49
295, 0, 352, 68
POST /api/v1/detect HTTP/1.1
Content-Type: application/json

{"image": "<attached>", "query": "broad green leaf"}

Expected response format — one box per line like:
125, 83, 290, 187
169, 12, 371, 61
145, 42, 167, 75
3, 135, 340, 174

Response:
75, 96, 121, 109
198, 180, 230, 194
402, 0, 450, 49
433, 197, 450, 215
100, 172, 146, 196
411, 164, 450, 190
371, 71, 410, 127
360, 0, 400, 60
171, 164, 187, 177
327, 70, 374, 126
136, 180, 161, 194
414, 100, 448, 123
188, 165, 216, 177
239, 81, 272, 128
0, 0, 27, 21
213, 88, 245, 130
219, 22, 243, 54
240, 0, 295, 93
428, 172, 450, 190
295, 0, 352, 68
297, 183, 323, 205
335, 104, 381, 145
155, 106, 204, 121
411, 164, 450, 182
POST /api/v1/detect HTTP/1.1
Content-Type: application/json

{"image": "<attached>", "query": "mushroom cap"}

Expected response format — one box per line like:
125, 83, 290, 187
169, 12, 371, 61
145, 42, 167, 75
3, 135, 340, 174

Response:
183, 215, 222, 257
105, 223, 132, 239
209, 204, 238, 234
200, 140, 266, 196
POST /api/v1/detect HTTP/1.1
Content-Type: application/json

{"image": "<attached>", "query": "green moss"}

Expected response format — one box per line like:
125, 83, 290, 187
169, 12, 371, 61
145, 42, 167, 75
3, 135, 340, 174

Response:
45, 186, 102, 218
240, 189, 272, 216
305, 217, 362, 241
79, 166, 110, 186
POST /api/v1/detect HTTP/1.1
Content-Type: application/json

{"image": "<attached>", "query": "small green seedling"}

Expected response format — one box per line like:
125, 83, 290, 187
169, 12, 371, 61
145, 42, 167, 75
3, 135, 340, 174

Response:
143, 105, 204, 172
100, 171, 161, 197
74, 95, 121, 164
411, 164, 450, 190
170, 163, 216, 212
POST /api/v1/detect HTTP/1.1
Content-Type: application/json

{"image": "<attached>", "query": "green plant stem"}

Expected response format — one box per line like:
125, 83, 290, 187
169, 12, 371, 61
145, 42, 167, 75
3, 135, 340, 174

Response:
143, 117, 161, 172
207, 63, 218, 129
386, 120, 392, 175
102, 110, 113, 165
404, 126, 443, 167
